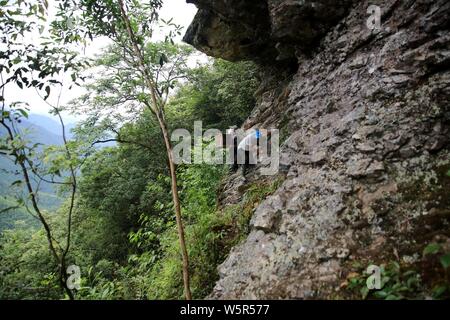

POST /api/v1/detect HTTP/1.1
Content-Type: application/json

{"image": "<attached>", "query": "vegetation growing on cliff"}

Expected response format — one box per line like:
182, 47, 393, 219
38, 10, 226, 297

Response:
1, 0, 450, 302
0, 0, 260, 299
0, 58, 259, 300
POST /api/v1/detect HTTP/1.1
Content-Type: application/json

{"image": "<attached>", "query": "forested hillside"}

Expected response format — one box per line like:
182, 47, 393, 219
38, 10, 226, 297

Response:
0, 4, 260, 296
1, 0, 449, 302
0, 114, 72, 231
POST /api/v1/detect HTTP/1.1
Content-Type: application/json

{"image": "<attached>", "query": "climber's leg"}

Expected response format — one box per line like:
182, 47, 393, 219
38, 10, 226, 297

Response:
231, 139, 239, 171
242, 150, 251, 175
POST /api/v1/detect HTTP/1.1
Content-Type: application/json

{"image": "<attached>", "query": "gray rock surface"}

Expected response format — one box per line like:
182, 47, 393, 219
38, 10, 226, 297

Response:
185, 0, 450, 299
184, 0, 353, 62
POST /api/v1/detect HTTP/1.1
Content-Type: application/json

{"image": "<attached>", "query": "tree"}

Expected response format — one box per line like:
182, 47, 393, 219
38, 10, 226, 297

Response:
0, 0, 85, 299
168, 59, 259, 131
53, 0, 193, 299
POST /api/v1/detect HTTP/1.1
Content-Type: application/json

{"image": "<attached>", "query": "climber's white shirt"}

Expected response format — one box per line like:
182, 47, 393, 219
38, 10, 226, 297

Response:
238, 130, 259, 151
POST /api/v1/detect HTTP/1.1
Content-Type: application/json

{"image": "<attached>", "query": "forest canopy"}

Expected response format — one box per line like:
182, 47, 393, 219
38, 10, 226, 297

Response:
0, 0, 259, 299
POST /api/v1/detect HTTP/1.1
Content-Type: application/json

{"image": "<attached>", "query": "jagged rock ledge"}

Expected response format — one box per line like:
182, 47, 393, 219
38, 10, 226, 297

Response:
183, 0, 353, 63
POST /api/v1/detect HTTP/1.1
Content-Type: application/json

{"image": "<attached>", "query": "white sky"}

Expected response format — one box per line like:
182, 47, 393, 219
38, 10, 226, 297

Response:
3, 0, 199, 123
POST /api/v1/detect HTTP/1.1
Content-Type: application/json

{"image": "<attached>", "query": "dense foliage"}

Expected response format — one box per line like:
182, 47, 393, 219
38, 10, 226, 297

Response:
0, 47, 259, 298
0, 0, 261, 300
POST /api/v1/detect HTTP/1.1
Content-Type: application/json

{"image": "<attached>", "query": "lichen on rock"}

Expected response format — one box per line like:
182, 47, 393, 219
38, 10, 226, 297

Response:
184, 0, 450, 299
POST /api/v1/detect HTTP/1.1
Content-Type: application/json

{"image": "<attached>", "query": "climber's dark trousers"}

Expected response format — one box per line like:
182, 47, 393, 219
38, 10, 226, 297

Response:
230, 137, 239, 171
230, 137, 259, 175
231, 151, 251, 172
232, 149, 258, 175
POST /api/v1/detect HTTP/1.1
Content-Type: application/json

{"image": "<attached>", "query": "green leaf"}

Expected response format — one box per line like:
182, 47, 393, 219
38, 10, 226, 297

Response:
402, 270, 416, 277
159, 53, 168, 67
390, 261, 400, 271
406, 275, 419, 287
432, 285, 447, 299
446, 170, 450, 177
44, 86, 51, 99
11, 180, 23, 186
373, 290, 388, 299
361, 286, 370, 300
381, 276, 391, 288
423, 243, 441, 256
16, 108, 29, 118
440, 254, 450, 269
392, 283, 403, 291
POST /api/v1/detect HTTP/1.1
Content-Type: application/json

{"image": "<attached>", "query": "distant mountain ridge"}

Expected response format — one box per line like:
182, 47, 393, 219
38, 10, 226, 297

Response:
0, 113, 76, 232
24, 113, 76, 141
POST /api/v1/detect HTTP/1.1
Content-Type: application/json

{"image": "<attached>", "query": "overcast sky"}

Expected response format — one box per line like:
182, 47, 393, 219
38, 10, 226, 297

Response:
3, 0, 199, 123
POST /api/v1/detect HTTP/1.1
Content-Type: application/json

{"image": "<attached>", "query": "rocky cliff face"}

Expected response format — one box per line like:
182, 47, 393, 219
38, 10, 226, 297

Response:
184, 0, 450, 299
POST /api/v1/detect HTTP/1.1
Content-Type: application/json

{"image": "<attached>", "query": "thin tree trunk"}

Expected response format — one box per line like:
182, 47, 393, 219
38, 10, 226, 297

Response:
59, 259, 74, 300
117, 0, 192, 300
156, 114, 192, 300
2, 123, 74, 300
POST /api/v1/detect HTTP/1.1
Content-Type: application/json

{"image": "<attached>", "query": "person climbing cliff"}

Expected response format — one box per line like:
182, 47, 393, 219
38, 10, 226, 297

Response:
223, 127, 272, 174
223, 127, 238, 172
237, 128, 261, 174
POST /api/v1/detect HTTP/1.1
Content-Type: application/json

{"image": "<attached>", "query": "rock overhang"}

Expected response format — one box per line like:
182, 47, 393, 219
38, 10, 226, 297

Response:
183, 0, 354, 63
